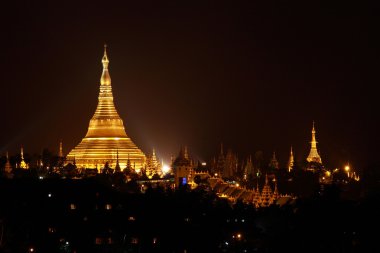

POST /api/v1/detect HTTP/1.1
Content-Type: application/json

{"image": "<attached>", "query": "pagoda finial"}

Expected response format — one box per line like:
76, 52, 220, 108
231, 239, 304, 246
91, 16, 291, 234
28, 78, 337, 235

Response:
265, 174, 268, 185
103, 44, 108, 63
101, 44, 111, 85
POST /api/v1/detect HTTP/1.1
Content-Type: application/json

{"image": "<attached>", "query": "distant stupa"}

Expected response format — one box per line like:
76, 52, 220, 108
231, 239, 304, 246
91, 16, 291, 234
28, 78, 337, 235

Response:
306, 121, 322, 164
287, 146, 294, 172
66, 45, 146, 170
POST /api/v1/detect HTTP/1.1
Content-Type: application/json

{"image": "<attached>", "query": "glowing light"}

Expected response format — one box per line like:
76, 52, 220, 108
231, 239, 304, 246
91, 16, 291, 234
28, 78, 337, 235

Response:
201, 162, 206, 166
344, 165, 350, 172
162, 164, 171, 174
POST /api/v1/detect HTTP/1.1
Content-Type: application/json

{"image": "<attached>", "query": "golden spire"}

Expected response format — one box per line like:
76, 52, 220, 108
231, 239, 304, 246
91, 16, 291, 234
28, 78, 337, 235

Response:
66, 46, 146, 170
101, 44, 111, 86
307, 121, 322, 164
21, 146, 24, 160
311, 121, 317, 149
20, 146, 27, 169
59, 140, 63, 158
288, 146, 294, 172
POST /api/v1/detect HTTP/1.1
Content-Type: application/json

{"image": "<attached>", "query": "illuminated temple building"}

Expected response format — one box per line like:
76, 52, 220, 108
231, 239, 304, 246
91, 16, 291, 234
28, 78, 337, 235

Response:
66, 46, 146, 170
209, 174, 286, 208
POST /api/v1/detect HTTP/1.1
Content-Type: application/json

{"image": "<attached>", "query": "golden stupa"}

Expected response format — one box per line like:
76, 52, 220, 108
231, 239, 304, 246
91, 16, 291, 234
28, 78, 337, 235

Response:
66, 45, 146, 170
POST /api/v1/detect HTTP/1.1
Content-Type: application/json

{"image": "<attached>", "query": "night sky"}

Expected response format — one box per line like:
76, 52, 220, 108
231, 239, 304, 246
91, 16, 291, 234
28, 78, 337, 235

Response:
1, 1, 378, 169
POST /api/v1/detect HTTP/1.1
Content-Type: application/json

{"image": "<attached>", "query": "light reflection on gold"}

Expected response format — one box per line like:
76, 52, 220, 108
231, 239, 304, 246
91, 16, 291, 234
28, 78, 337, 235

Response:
66, 45, 146, 170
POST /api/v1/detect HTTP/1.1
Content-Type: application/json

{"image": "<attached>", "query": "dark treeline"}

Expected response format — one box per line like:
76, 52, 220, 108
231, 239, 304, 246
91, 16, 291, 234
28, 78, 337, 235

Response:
0, 174, 379, 253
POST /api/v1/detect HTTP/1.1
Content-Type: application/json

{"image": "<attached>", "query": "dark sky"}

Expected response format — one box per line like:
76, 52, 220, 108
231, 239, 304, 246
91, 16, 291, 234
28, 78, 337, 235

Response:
0, 1, 378, 169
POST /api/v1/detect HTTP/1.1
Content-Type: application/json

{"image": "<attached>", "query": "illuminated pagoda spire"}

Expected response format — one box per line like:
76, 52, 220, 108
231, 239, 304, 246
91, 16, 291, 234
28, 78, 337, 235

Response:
287, 146, 294, 172
4, 151, 12, 174
151, 148, 159, 168
252, 179, 261, 208
58, 140, 63, 158
66, 45, 146, 169
306, 121, 322, 164
260, 174, 273, 207
19, 146, 27, 169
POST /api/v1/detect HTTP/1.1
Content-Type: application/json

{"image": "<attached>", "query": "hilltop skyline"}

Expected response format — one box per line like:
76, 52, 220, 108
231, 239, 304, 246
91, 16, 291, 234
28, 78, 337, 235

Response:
0, 1, 377, 169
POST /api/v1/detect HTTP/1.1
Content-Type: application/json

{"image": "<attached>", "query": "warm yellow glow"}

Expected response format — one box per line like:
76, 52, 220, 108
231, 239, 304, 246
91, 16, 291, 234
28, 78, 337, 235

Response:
307, 122, 322, 164
344, 165, 350, 172
66, 46, 146, 169
325, 171, 331, 177
162, 164, 170, 174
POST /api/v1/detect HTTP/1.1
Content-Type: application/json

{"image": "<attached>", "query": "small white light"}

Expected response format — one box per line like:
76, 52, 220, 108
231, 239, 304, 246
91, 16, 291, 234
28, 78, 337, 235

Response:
48, 193, 52, 198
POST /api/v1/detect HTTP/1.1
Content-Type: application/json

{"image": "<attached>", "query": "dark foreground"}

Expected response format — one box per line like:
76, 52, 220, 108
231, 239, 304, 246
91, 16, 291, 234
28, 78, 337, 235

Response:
0, 176, 379, 253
